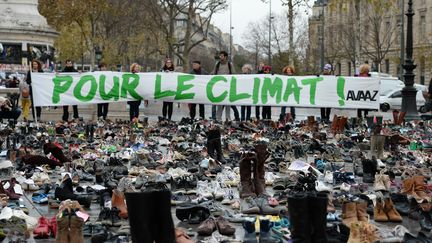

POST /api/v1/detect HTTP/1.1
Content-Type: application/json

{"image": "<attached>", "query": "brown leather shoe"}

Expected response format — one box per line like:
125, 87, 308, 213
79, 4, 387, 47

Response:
384, 198, 402, 222
374, 200, 389, 222
239, 153, 256, 198
215, 217, 235, 236
254, 144, 269, 196
356, 201, 368, 222
197, 218, 216, 236
112, 189, 128, 219
342, 202, 358, 228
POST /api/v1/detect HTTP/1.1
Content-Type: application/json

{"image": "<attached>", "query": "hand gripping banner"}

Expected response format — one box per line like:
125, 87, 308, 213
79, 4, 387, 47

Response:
31, 72, 380, 109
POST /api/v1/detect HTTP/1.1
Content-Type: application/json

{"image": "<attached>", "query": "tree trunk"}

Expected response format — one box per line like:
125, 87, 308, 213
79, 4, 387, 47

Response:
181, 0, 194, 72
287, 0, 294, 65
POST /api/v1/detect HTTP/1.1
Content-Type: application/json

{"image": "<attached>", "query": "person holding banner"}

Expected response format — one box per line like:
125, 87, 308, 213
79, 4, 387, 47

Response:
240, 64, 253, 121
25, 59, 43, 121
128, 63, 142, 121
97, 63, 109, 120
320, 64, 333, 122
213, 51, 240, 122
261, 66, 272, 120
357, 64, 371, 119
161, 58, 175, 120
62, 60, 80, 122
189, 61, 207, 120
280, 65, 296, 122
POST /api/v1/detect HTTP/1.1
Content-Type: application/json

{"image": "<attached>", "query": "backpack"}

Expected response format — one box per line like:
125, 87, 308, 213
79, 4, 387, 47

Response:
21, 82, 30, 98
214, 61, 232, 74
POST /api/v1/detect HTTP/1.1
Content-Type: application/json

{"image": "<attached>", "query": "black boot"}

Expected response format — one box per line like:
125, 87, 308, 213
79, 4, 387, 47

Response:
207, 129, 226, 163
309, 193, 328, 243
288, 193, 311, 243
243, 217, 258, 243
125, 190, 175, 243
420, 210, 432, 231
259, 216, 281, 243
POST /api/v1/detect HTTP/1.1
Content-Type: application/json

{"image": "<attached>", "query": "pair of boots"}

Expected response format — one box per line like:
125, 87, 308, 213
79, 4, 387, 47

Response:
342, 201, 368, 228
361, 158, 377, 183
370, 135, 385, 159
288, 192, 328, 243
402, 176, 431, 203
207, 129, 226, 163
56, 210, 84, 243
374, 198, 403, 222
243, 217, 280, 243
240, 144, 269, 198
331, 115, 347, 134
125, 190, 175, 243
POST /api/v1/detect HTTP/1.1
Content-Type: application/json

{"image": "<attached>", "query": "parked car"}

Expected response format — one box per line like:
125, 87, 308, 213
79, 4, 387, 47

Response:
380, 88, 427, 112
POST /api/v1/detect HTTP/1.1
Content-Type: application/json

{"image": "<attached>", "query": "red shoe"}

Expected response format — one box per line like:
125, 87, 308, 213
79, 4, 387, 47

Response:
34, 216, 51, 239
49, 215, 57, 238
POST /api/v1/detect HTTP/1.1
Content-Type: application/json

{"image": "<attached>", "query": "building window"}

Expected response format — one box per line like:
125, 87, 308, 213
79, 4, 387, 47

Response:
385, 59, 390, 74
420, 15, 426, 40
348, 62, 352, 76
420, 57, 425, 85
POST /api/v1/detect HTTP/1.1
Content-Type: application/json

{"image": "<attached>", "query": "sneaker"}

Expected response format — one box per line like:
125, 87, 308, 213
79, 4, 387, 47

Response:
196, 181, 213, 199
32, 193, 48, 204
241, 197, 260, 214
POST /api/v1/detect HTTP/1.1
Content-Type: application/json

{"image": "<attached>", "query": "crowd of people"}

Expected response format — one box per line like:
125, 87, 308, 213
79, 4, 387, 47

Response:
2, 51, 399, 125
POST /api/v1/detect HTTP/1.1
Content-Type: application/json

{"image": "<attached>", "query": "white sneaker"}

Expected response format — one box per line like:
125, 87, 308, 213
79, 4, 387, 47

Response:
324, 171, 333, 184
377, 159, 386, 168
340, 182, 351, 192
315, 181, 332, 192
196, 181, 213, 199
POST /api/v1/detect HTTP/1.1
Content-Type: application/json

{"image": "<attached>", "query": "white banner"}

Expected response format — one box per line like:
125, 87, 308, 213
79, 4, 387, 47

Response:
31, 72, 380, 109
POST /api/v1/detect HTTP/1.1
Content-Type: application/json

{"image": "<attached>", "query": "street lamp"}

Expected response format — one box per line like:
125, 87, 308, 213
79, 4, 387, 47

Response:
268, 0, 273, 67
95, 47, 102, 67
401, 0, 419, 120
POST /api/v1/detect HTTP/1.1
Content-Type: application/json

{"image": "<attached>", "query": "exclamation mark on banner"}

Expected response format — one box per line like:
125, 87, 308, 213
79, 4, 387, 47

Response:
337, 77, 346, 106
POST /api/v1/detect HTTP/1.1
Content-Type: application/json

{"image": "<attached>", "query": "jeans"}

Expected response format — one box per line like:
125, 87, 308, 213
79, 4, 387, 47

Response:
0, 108, 21, 120
255, 106, 261, 120
128, 100, 141, 121
280, 107, 296, 121
216, 106, 240, 121
320, 108, 331, 121
62, 105, 79, 121
241, 106, 251, 121
97, 103, 109, 120
162, 102, 173, 120
262, 106, 271, 120
357, 109, 369, 119
190, 104, 205, 120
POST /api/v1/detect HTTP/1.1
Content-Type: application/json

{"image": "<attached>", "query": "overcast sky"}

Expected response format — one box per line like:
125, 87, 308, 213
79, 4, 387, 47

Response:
212, 0, 313, 46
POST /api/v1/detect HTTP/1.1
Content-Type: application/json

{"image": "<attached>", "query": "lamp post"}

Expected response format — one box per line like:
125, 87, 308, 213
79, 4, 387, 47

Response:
95, 47, 102, 68
229, 0, 234, 61
399, 0, 405, 81
319, 1, 325, 71
401, 0, 419, 120
268, 0, 272, 67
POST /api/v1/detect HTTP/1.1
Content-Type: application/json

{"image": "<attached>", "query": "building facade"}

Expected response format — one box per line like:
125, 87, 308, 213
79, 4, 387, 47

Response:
0, 0, 58, 72
308, 0, 432, 85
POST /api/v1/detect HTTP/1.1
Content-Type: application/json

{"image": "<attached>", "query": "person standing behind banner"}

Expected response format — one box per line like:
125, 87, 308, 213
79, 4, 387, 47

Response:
189, 61, 207, 120
19, 77, 31, 121
320, 64, 333, 122
255, 62, 265, 120
240, 64, 253, 121
128, 63, 142, 121
280, 65, 296, 122
161, 58, 175, 120
62, 60, 80, 122
213, 51, 240, 121
97, 63, 109, 120
25, 59, 43, 121
357, 64, 371, 119
261, 66, 272, 120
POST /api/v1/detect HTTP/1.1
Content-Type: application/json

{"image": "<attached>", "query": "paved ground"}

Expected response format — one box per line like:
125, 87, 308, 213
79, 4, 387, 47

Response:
31, 101, 396, 123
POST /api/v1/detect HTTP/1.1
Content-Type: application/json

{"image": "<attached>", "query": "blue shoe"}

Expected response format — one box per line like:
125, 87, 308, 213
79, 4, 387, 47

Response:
32, 193, 48, 204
